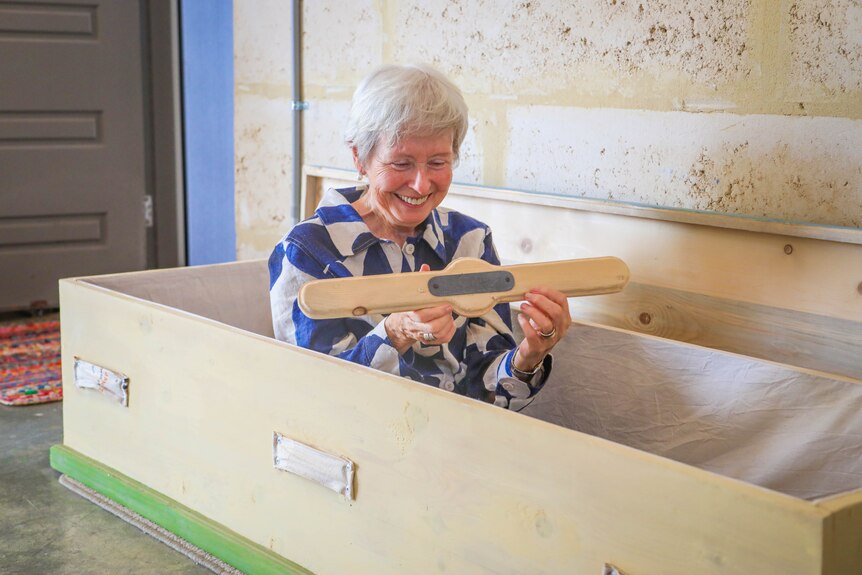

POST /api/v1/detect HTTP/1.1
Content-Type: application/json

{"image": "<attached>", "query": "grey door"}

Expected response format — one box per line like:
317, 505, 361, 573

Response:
0, 0, 148, 311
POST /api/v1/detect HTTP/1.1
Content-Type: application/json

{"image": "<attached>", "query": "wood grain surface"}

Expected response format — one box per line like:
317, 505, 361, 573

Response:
298, 256, 629, 319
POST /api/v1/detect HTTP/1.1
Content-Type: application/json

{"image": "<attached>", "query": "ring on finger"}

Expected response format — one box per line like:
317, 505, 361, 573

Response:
539, 327, 556, 339
421, 332, 436, 342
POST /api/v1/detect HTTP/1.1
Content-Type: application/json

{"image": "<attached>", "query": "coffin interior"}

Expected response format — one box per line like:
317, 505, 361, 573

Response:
85, 260, 862, 501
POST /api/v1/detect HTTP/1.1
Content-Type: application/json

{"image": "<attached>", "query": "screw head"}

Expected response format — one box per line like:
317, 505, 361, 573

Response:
784, 244, 794, 255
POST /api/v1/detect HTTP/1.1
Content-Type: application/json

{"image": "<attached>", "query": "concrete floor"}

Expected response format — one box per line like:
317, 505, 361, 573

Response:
0, 401, 213, 575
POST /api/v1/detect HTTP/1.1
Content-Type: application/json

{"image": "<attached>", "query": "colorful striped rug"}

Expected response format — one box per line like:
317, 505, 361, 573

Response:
0, 320, 62, 406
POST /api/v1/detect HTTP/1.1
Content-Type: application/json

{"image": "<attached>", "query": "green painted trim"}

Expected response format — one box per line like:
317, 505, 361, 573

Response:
50, 444, 315, 575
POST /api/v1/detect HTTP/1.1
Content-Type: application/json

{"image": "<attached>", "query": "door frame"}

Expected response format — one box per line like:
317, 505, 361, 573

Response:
145, 0, 186, 269
143, 0, 237, 270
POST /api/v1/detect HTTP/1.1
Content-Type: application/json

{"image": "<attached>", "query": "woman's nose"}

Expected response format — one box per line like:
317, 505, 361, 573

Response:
411, 165, 432, 195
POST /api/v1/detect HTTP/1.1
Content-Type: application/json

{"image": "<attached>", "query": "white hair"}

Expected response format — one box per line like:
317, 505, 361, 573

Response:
344, 64, 469, 166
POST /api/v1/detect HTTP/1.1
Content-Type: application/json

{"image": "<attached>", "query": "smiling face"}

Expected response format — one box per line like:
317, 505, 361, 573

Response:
352, 130, 454, 244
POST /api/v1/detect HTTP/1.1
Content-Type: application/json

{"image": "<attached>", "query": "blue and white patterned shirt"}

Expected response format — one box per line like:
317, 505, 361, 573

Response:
269, 186, 551, 410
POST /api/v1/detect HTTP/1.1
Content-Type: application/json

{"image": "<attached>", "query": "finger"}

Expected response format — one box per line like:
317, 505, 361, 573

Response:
528, 288, 572, 324
519, 302, 554, 335
516, 310, 534, 339
516, 311, 547, 359
410, 318, 435, 336
427, 319, 456, 344
527, 289, 573, 335
427, 312, 455, 335
412, 303, 453, 322
410, 308, 453, 336
524, 290, 564, 320
416, 308, 456, 337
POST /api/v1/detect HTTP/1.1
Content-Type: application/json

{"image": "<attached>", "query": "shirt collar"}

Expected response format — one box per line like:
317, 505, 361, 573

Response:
315, 186, 447, 261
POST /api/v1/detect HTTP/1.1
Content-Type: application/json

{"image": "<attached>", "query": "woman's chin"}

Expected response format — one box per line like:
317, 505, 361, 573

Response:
392, 203, 432, 221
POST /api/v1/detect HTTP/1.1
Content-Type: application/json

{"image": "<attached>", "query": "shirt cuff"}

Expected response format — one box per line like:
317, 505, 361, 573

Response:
503, 349, 552, 386
492, 350, 553, 408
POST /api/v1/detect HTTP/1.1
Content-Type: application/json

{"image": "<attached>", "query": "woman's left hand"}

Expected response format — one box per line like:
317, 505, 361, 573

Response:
513, 287, 572, 372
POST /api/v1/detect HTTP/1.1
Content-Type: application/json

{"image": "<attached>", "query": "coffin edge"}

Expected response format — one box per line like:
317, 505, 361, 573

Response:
49, 444, 315, 575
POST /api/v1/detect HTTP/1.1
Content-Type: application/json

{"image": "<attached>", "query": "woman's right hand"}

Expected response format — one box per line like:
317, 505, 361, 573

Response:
383, 264, 455, 354
384, 303, 455, 354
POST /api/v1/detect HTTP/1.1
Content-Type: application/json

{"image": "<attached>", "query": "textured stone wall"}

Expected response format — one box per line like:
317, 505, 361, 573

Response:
235, 0, 862, 259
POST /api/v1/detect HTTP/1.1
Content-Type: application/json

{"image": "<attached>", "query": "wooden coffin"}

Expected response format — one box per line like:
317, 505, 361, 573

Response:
52, 169, 862, 575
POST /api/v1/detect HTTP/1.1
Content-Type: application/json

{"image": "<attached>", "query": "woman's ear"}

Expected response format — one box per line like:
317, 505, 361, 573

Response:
351, 147, 364, 176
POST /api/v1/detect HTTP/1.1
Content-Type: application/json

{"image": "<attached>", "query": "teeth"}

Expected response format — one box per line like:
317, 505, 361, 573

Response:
397, 194, 429, 206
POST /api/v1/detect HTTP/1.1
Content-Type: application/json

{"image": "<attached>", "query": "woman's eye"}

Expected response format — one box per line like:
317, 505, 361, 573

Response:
391, 162, 412, 170
428, 160, 449, 170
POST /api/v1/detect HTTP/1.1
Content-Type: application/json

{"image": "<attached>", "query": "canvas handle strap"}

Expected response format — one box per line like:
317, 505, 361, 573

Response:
298, 256, 630, 319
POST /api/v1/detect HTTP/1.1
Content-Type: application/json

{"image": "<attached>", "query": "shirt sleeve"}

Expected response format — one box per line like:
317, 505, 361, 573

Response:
269, 238, 411, 378
458, 228, 553, 411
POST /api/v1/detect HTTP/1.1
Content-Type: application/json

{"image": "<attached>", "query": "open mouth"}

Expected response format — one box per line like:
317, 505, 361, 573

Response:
396, 194, 430, 206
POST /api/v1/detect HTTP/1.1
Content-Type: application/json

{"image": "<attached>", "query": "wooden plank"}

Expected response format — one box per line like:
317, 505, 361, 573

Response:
817, 489, 862, 574
298, 256, 628, 319
60, 275, 832, 575
566, 282, 862, 382
91, 260, 862, 499
87, 260, 862, 499
79, 259, 273, 337
300, 166, 325, 221
49, 445, 315, 575
523, 318, 862, 501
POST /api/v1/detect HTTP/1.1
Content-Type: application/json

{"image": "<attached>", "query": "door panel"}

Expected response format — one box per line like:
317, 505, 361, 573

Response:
0, 0, 147, 310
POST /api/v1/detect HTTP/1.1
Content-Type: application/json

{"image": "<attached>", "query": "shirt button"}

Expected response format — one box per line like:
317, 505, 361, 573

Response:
503, 382, 514, 391
442, 381, 454, 391
404, 244, 415, 255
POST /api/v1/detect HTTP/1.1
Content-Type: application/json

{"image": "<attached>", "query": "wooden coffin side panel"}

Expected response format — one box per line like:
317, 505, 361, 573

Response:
77, 259, 274, 338
563, 280, 862, 381
520, 318, 862, 501
73, 260, 862, 501
302, 166, 862, 382
818, 490, 862, 573
59, 278, 830, 575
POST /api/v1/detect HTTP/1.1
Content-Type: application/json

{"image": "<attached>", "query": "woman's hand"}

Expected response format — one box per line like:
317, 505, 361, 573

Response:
384, 264, 456, 354
513, 287, 572, 373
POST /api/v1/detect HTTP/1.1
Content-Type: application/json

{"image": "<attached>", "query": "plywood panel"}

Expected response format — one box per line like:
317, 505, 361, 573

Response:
61, 276, 833, 575
83, 260, 273, 338
300, 166, 325, 221
521, 319, 862, 501
566, 281, 862, 381
819, 490, 862, 573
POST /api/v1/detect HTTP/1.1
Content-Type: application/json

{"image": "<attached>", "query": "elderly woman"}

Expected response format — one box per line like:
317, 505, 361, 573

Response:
269, 64, 571, 410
